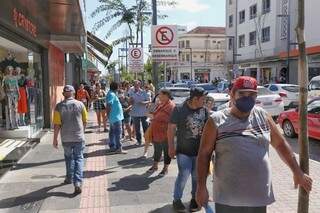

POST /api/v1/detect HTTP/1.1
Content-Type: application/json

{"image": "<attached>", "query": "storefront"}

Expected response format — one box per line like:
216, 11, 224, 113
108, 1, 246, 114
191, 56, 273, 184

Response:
195, 68, 210, 83
0, 0, 85, 138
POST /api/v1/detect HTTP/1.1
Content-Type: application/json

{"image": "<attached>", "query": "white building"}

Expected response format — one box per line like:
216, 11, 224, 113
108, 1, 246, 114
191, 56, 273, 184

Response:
226, 0, 320, 84
169, 27, 226, 83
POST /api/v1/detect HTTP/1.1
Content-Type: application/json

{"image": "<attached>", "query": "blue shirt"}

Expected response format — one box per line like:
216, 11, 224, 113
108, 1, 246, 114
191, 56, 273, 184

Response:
129, 89, 150, 117
106, 91, 124, 124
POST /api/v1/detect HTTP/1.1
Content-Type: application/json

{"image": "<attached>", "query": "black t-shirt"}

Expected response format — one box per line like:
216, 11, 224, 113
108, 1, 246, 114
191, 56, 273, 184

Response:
170, 102, 208, 156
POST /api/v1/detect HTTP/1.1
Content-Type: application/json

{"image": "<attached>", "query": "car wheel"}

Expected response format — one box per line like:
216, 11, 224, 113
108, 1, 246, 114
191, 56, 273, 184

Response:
282, 120, 297, 138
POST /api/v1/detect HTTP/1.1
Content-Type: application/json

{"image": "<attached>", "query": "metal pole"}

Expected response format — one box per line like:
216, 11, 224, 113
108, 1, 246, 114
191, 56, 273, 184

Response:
125, 39, 128, 72
164, 62, 167, 88
141, 18, 144, 82
286, 9, 291, 83
152, 0, 159, 92
190, 48, 193, 81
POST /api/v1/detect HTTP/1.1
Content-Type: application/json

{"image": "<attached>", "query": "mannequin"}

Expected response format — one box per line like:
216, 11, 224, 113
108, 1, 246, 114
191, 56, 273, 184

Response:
3, 66, 20, 129
16, 67, 28, 126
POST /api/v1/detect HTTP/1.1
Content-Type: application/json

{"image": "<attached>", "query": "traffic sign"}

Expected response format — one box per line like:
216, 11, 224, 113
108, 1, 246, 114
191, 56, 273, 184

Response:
151, 25, 178, 61
128, 47, 144, 73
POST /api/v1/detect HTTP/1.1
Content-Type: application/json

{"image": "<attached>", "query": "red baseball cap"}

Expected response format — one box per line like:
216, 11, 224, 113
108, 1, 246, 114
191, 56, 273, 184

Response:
232, 76, 258, 93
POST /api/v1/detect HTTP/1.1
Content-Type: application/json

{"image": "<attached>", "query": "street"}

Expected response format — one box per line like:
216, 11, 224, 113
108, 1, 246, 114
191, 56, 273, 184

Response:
0, 112, 319, 213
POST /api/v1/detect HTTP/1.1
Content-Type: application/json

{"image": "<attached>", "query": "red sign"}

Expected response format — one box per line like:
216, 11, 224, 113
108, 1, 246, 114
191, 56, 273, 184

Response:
156, 26, 174, 45
12, 8, 37, 37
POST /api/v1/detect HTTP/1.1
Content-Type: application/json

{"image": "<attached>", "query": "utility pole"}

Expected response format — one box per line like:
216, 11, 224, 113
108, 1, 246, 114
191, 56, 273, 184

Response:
296, 0, 310, 212
152, 0, 159, 92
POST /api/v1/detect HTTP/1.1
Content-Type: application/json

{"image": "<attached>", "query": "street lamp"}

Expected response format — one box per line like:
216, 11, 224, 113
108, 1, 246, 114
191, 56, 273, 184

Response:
226, 36, 241, 79
185, 47, 193, 81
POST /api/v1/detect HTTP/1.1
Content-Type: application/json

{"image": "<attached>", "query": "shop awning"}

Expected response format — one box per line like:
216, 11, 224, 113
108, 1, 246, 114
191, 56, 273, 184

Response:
87, 47, 108, 66
87, 31, 113, 59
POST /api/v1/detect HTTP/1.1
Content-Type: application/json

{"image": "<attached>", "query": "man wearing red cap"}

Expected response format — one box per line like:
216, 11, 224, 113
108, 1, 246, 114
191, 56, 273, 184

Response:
196, 76, 313, 213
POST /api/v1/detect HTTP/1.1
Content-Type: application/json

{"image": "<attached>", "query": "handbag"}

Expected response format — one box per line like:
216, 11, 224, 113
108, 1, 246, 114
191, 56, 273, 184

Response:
144, 124, 153, 144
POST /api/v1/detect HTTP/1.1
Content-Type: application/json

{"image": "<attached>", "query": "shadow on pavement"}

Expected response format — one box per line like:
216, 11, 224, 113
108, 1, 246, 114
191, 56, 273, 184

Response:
117, 157, 153, 169
0, 183, 75, 209
85, 141, 106, 147
11, 159, 65, 171
108, 173, 162, 192
149, 204, 175, 213
83, 170, 114, 178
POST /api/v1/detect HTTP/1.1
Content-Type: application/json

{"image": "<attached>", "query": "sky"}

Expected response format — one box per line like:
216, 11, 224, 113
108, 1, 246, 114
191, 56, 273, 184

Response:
85, 0, 226, 70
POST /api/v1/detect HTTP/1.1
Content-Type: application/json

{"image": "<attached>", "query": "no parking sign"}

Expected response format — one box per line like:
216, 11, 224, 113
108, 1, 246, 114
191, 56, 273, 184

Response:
128, 47, 144, 73
151, 25, 178, 62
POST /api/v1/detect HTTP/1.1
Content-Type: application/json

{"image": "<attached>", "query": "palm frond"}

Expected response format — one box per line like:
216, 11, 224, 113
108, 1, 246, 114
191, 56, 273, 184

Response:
92, 12, 122, 32
105, 20, 125, 39
111, 36, 134, 47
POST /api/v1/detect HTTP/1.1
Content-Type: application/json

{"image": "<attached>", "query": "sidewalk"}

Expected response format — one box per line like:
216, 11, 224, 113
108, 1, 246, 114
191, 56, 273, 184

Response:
0, 111, 319, 213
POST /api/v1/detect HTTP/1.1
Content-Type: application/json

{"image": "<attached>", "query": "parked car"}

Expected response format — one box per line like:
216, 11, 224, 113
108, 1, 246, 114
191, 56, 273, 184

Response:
207, 93, 230, 111
173, 83, 189, 88
216, 80, 230, 93
192, 83, 217, 93
278, 98, 320, 140
158, 82, 173, 88
256, 86, 284, 118
309, 75, 320, 100
163, 87, 190, 105
264, 84, 299, 109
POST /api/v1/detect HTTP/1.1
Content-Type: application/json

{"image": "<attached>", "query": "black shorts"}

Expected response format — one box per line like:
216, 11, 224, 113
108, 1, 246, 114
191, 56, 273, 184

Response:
215, 203, 267, 213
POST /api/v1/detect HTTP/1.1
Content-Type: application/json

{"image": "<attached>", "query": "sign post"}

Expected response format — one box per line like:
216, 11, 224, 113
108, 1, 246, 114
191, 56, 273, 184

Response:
128, 47, 144, 73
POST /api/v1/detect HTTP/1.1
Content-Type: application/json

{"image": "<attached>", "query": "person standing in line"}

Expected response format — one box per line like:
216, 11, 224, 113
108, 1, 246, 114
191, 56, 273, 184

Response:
168, 87, 209, 212
106, 82, 126, 154
118, 89, 133, 141
196, 76, 313, 213
52, 85, 87, 194
76, 83, 90, 111
129, 80, 151, 146
147, 89, 175, 176
147, 79, 155, 94
92, 83, 107, 132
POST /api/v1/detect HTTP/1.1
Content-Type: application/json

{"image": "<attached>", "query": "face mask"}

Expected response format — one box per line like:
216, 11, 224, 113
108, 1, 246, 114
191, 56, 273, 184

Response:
235, 96, 255, 113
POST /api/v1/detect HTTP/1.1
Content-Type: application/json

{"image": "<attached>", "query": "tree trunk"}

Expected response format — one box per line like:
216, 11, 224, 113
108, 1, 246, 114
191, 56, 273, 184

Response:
295, 0, 310, 212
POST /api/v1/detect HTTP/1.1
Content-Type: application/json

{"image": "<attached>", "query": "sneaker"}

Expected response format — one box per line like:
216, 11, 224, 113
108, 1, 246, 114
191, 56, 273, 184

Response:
115, 148, 127, 154
74, 186, 82, 194
63, 179, 72, 184
189, 198, 200, 212
173, 199, 186, 212
158, 169, 168, 177
135, 142, 141, 146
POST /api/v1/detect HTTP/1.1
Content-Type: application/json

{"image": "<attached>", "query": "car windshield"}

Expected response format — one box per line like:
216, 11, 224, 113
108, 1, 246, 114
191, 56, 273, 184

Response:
258, 87, 273, 95
170, 90, 190, 97
309, 80, 320, 90
195, 84, 216, 90
307, 99, 320, 112
282, 86, 299, 93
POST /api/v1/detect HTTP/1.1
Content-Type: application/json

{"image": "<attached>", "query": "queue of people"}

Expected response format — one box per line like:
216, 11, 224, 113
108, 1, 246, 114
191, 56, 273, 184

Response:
52, 77, 312, 213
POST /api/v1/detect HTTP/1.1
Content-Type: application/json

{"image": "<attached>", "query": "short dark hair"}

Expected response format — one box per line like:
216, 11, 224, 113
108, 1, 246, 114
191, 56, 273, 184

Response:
148, 80, 152, 84
159, 88, 173, 100
110, 82, 118, 91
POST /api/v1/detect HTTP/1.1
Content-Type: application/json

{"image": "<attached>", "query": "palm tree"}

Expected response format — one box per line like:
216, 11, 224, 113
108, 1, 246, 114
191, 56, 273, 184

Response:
91, 0, 175, 47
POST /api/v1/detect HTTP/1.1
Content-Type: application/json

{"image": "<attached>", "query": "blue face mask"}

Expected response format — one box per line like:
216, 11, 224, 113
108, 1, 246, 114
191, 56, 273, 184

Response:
235, 96, 256, 113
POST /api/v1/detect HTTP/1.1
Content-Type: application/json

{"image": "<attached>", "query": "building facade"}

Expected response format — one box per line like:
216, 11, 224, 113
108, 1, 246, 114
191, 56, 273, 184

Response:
226, 0, 320, 84
170, 27, 226, 83
0, 0, 86, 138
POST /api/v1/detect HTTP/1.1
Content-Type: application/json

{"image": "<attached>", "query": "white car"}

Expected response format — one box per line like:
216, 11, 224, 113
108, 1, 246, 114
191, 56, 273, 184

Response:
309, 75, 320, 100
256, 86, 284, 117
209, 87, 284, 117
163, 87, 190, 105
264, 84, 299, 109
207, 93, 230, 111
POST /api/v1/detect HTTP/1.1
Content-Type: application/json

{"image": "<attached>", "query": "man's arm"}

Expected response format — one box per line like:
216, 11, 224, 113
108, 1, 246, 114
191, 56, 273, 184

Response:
268, 115, 312, 192
167, 123, 177, 158
196, 118, 217, 207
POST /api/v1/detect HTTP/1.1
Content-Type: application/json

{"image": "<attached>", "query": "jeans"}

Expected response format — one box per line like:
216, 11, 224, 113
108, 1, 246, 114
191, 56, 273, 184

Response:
153, 142, 171, 165
132, 116, 148, 144
173, 154, 197, 200
62, 142, 85, 187
109, 121, 122, 150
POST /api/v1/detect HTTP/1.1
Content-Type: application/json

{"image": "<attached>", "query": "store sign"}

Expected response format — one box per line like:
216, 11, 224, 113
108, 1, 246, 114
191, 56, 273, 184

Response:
12, 8, 37, 37
128, 47, 144, 73
151, 25, 178, 61
195, 69, 210, 73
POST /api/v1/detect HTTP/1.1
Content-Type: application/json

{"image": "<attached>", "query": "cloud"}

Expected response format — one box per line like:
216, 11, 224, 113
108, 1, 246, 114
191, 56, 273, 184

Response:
158, 0, 210, 13
184, 21, 198, 31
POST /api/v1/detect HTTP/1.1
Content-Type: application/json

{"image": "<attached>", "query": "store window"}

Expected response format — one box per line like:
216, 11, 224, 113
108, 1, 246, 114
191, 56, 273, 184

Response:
0, 37, 43, 136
